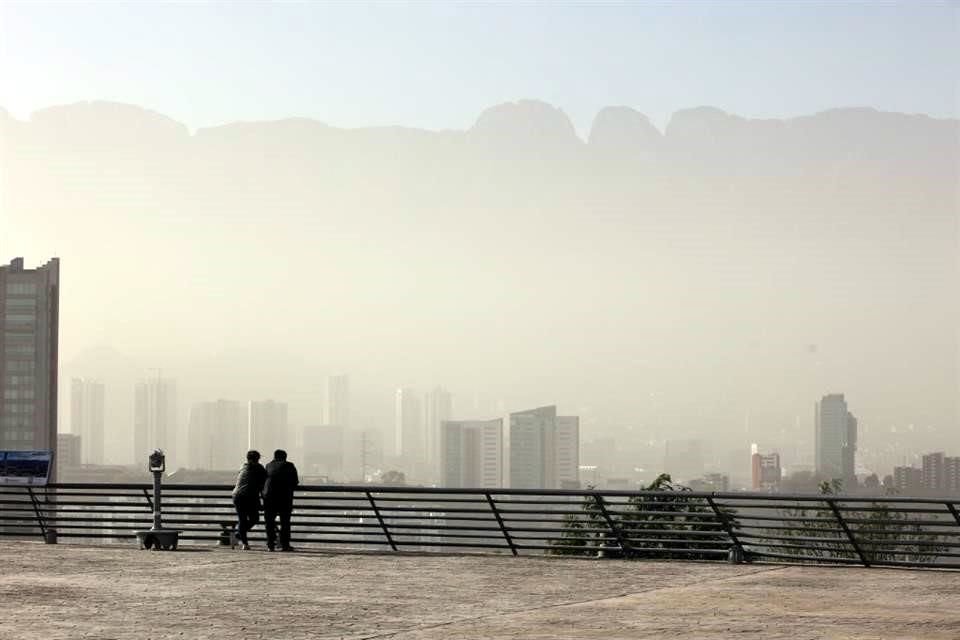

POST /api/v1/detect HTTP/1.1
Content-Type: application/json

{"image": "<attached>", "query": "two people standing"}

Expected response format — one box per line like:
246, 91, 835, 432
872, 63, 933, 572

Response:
231, 449, 299, 551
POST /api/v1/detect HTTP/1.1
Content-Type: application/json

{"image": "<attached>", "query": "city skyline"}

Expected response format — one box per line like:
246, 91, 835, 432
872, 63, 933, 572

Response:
0, 256, 952, 493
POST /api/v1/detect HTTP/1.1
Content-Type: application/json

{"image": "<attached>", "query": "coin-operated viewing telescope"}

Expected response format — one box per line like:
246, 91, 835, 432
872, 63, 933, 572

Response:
134, 449, 181, 551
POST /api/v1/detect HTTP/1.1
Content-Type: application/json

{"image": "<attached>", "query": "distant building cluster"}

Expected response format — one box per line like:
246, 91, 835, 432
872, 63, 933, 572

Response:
893, 452, 960, 495
4, 255, 958, 498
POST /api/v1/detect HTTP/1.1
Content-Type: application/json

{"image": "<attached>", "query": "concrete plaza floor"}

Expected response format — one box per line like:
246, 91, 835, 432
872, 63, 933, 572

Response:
1, 540, 958, 639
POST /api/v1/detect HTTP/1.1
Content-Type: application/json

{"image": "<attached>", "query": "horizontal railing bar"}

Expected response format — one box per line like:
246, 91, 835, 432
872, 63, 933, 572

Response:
732, 522, 849, 533
729, 513, 843, 524
515, 543, 728, 555
388, 532, 509, 541
738, 532, 853, 545
747, 550, 864, 564
30, 482, 958, 503
718, 502, 954, 515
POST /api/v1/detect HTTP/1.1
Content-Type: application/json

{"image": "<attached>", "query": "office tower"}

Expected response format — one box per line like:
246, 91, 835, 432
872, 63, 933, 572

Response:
0, 258, 60, 470
133, 376, 177, 464
324, 375, 350, 428
922, 452, 946, 492
893, 466, 923, 494
395, 388, 423, 475
441, 419, 503, 488
424, 387, 452, 480
302, 424, 344, 477
57, 433, 82, 469
555, 415, 580, 489
815, 393, 857, 482
508, 406, 580, 489
70, 378, 105, 465
187, 400, 247, 470
751, 450, 782, 491
248, 400, 289, 453
946, 457, 960, 493
509, 405, 556, 489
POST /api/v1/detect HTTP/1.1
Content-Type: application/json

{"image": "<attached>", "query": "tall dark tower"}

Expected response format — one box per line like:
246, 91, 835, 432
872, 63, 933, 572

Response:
0, 257, 60, 479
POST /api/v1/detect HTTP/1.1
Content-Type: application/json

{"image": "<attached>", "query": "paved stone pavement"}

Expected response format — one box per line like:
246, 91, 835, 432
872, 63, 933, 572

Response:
1, 541, 958, 639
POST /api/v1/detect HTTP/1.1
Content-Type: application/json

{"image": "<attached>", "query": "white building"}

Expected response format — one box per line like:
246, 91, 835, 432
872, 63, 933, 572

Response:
71, 378, 105, 465
249, 399, 289, 454
424, 387, 452, 482
134, 376, 177, 466
188, 400, 247, 470
324, 375, 350, 429
441, 418, 503, 488
555, 415, 580, 489
395, 388, 424, 477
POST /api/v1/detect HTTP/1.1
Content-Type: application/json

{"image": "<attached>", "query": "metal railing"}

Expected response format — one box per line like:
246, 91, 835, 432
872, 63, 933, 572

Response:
2, 483, 960, 569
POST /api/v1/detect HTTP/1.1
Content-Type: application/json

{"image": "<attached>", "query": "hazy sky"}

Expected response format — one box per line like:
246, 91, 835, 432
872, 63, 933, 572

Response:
1, 1, 957, 134
0, 1, 957, 473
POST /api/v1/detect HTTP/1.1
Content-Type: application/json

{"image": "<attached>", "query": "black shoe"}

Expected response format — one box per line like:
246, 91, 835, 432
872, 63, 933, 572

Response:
280, 546, 295, 552
267, 545, 275, 552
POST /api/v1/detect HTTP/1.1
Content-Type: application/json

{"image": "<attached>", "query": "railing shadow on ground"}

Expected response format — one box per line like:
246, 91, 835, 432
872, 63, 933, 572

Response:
1, 483, 959, 569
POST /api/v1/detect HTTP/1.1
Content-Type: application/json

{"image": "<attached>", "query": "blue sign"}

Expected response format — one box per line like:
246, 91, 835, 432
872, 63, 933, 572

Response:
0, 450, 54, 486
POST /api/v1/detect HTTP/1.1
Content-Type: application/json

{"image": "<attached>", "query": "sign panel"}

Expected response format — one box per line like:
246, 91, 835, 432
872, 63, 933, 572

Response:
0, 450, 54, 486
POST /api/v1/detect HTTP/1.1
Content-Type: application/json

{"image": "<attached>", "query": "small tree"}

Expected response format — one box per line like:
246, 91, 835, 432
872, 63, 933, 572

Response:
550, 473, 732, 559
773, 479, 945, 564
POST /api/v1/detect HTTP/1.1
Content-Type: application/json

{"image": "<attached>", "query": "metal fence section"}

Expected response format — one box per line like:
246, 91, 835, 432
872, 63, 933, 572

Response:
2, 483, 960, 569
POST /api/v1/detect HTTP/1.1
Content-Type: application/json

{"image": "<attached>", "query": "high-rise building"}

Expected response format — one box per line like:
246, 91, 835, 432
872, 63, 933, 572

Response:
509, 405, 556, 489
57, 433, 82, 469
441, 419, 503, 488
922, 452, 946, 492
946, 457, 960, 493
508, 406, 580, 489
324, 375, 350, 428
815, 394, 857, 482
893, 466, 923, 494
424, 387, 452, 481
133, 376, 177, 465
70, 378, 105, 465
248, 400, 289, 453
751, 450, 782, 491
0, 258, 60, 473
555, 415, 580, 489
188, 400, 247, 470
395, 388, 423, 476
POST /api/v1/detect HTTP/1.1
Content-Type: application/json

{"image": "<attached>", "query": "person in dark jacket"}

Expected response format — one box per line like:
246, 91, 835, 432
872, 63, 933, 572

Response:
232, 450, 267, 550
263, 449, 299, 551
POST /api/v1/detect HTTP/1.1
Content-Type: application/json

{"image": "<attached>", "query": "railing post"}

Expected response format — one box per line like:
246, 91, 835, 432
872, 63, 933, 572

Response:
826, 499, 869, 567
485, 493, 518, 556
26, 487, 47, 539
592, 493, 631, 556
706, 495, 746, 563
946, 502, 960, 528
365, 491, 397, 551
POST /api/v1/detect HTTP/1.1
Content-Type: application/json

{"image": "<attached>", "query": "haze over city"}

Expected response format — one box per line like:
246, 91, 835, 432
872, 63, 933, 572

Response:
1, 1, 957, 489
